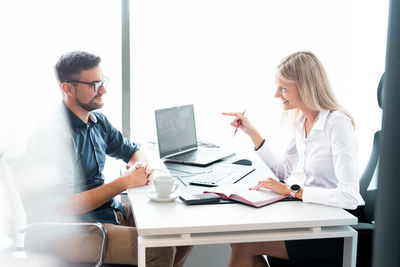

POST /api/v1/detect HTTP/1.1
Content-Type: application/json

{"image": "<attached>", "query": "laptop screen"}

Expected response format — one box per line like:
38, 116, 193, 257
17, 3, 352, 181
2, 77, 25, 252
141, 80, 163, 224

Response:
155, 104, 198, 158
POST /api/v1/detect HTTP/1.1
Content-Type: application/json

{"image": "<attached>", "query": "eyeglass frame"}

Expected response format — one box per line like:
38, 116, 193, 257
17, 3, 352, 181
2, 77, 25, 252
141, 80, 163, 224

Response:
64, 77, 109, 92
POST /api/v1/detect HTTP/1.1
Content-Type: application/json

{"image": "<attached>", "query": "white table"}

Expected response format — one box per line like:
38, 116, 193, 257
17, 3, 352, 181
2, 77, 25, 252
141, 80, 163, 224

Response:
128, 151, 358, 267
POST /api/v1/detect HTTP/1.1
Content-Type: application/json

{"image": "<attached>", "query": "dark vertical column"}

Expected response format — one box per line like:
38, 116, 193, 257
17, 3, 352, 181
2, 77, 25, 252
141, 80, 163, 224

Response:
122, 0, 131, 139
373, 0, 400, 266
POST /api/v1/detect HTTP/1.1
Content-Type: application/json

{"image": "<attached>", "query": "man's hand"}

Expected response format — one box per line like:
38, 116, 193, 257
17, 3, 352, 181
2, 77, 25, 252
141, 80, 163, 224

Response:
56, 156, 154, 217
126, 151, 154, 186
123, 162, 153, 189
129, 161, 154, 185
133, 161, 154, 181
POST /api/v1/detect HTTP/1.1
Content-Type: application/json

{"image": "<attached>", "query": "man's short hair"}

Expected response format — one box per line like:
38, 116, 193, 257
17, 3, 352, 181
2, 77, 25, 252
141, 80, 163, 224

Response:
55, 51, 101, 85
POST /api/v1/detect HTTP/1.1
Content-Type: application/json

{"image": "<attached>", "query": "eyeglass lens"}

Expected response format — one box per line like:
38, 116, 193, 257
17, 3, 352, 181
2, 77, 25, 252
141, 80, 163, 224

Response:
94, 78, 109, 92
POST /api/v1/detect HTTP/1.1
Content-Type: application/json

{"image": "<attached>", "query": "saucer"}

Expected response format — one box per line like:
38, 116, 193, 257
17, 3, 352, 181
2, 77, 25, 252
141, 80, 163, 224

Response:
146, 191, 180, 202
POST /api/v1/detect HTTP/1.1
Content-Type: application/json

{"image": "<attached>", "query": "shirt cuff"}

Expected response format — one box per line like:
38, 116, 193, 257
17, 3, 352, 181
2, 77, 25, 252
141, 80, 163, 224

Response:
302, 186, 332, 206
254, 139, 265, 151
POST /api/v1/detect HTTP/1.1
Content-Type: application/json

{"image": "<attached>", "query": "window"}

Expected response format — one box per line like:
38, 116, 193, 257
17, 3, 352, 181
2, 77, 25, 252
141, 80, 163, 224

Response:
1, 0, 121, 154
0, 0, 121, 247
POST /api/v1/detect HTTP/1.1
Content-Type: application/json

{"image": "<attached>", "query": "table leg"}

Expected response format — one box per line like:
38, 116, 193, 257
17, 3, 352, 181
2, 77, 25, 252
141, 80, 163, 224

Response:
343, 231, 358, 267
138, 236, 146, 267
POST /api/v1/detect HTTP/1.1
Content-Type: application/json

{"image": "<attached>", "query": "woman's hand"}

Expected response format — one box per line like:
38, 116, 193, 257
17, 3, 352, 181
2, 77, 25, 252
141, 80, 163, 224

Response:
222, 112, 255, 135
222, 112, 264, 148
250, 177, 290, 196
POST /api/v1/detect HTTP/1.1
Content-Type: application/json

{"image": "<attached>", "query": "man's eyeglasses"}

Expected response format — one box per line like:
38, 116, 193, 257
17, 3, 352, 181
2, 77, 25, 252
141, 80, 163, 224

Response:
65, 77, 109, 92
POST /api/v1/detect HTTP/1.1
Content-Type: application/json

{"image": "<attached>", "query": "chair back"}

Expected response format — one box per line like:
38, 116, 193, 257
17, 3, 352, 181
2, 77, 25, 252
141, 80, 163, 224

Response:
358, 73, 385, 223
359, 131, 379, 222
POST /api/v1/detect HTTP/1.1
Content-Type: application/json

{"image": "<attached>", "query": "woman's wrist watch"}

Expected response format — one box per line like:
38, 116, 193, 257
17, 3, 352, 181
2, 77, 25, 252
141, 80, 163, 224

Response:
289, 184, 301, 198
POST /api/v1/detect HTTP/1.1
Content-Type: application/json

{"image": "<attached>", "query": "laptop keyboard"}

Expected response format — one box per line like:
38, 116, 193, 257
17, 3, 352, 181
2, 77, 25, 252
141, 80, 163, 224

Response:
190, 163, 255, 186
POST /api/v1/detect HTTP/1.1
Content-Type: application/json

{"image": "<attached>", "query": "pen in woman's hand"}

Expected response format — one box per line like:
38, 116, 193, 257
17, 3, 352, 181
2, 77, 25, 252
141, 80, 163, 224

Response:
233, 109, 246, 136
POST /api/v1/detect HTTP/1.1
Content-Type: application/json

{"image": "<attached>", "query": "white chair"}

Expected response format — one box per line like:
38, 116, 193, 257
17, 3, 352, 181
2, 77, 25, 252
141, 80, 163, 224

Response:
5, 153, 109, 267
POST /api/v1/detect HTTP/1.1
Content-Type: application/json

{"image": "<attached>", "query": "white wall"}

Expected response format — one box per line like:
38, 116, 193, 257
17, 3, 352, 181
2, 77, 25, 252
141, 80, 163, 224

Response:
130, 0, 388, 172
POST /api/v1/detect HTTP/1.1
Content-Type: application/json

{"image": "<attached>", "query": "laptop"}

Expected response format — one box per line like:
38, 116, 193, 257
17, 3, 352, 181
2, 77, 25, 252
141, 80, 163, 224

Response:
155, 104, 235, 166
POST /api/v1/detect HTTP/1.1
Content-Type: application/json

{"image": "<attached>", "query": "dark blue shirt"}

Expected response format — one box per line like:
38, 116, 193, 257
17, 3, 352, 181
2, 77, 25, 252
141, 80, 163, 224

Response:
64, 104, 139, 224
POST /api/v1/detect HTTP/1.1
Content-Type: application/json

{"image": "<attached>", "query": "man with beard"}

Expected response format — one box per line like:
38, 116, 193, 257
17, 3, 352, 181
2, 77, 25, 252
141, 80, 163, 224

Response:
23, 51, 192, 266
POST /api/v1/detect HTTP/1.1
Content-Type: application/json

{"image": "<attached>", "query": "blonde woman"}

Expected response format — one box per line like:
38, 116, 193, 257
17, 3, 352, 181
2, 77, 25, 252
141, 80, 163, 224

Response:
223, 51, 365, 266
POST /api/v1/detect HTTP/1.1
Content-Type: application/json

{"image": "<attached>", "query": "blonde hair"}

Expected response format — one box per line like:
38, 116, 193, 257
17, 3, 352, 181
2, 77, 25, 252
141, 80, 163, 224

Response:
277, 51, 355, 128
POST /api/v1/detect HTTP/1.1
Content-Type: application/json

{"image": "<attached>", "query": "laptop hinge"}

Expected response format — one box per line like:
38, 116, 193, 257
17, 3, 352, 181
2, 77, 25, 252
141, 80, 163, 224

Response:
164, 147, 198, 158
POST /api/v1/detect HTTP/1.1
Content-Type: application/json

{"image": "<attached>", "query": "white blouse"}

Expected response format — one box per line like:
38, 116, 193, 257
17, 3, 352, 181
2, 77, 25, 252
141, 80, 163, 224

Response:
256, 110, 365, 210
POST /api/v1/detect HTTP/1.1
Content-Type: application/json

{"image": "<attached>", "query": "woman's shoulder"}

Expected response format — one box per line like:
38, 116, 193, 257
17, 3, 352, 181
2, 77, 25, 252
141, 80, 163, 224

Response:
327, 110, 351, 122
326, 110, 354, 131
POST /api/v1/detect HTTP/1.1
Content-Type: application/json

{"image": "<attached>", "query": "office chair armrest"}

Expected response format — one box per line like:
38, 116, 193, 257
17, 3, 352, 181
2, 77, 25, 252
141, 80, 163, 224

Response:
352, 222, 375, 231
120, 190, 130, 204
20, 222, 107, 267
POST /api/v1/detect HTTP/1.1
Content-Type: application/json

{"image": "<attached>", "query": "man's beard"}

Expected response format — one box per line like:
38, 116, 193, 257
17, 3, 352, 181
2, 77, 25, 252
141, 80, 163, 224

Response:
77, 95, 103, 111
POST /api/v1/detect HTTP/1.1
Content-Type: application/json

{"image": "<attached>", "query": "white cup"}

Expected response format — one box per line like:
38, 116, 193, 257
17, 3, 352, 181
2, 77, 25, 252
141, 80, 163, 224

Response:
153, 176, 179, 198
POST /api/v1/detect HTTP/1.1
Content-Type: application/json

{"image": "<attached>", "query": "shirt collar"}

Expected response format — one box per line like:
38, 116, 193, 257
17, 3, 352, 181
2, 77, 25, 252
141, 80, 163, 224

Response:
62, 102, 97, 129
313, 110, 330, 130
89, 112, 97, 123
296, 109, 330, 132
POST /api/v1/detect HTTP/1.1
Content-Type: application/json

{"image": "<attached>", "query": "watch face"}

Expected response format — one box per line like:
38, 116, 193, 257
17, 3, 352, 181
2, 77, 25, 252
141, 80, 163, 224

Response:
291, 184, 300, 191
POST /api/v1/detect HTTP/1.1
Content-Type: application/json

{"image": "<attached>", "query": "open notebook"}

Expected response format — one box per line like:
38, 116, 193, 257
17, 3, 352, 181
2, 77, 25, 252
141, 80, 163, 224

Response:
204, 183, 287, 207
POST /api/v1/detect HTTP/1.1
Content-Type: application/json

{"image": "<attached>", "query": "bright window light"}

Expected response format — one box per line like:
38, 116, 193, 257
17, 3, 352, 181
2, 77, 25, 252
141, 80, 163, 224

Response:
130, 0, 388, 172
0, 0, 121, 156
0, 0, 121, 249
